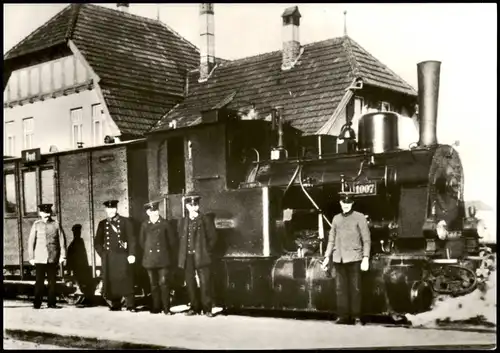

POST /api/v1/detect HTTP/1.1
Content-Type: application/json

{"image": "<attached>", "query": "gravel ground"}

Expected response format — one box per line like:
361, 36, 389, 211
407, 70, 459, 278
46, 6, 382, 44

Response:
3, 336, 77, 350
3, 300, 497, 350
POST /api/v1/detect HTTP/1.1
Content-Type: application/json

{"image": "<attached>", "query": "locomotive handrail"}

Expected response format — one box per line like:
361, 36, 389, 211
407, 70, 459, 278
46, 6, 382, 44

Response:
283, 164, 301, 196
298, 165, 333, 228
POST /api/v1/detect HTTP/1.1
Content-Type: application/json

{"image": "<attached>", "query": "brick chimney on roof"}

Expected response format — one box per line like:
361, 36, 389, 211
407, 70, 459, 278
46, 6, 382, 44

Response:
199, 3, 215, 82
281, 6, 301, 70
117, 3, 129, 13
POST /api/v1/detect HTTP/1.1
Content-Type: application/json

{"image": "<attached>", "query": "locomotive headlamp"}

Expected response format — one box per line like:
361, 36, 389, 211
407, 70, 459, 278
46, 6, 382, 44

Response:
436, 220, 448, 240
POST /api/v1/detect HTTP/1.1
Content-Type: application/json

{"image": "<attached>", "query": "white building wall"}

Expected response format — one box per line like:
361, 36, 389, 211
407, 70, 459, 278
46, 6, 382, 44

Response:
3, 89, 118, 156
3, 54, 120, 156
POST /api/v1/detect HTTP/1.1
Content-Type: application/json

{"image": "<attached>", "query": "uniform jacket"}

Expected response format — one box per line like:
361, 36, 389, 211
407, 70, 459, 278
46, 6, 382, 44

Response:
325, 210, 371, 263
139, 216, 177, 269
28, 218, 67, 264
94, 214, 136, 297
177, 213, 217, 269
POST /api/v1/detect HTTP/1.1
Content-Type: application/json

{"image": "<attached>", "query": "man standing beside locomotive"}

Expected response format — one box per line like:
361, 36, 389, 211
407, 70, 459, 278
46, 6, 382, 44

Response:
139, 200, 177, 315
28, 204, 67, 309
322, 192, 371, 325
94, 200, 137, 312
178, 192, 218, 318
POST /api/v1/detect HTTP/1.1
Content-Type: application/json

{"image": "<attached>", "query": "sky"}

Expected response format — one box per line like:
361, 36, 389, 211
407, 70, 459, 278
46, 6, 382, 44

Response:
3, 3, 497, 209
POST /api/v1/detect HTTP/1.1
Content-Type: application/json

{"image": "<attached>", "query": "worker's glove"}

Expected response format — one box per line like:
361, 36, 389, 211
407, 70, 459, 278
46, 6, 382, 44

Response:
29, 259, 35, 266
321, 256, 330, 272
127, 255, 135, 264
59, 257, 66, 264
360, 257, 369, 272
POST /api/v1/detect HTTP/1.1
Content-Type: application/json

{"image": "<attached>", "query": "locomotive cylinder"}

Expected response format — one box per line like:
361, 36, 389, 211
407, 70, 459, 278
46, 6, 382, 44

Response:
417, 60, 441, 147
357, 112, 399, 153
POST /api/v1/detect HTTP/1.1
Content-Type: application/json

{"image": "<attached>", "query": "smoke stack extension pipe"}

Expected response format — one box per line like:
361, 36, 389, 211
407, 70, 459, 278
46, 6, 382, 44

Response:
417, 60, 441, 147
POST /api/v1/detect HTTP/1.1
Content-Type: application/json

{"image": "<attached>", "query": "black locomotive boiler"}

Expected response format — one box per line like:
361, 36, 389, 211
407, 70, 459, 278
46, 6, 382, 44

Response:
159, 61, 489, 317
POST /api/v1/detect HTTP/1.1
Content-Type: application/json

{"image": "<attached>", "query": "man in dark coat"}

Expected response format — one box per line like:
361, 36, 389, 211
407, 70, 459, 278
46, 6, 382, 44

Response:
139, 200, 177, 315
94, 200, 137, 312
178, 192, 217, 317
322, 192, 371, 325
28, 204, 67, 309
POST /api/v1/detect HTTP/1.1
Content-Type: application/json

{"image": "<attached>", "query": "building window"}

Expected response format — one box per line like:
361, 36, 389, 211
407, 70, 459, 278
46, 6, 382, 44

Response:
23, 118, 34, 150
40, 168, 55, 205
354, 97, 365, 116
5, 121, 16, 156
22, 170, 37, 215
380, 101, 391, 112
6, 135, 16, 156
92, 104, 103, 145
71, 108, 83, 148
4, 173, 17, 214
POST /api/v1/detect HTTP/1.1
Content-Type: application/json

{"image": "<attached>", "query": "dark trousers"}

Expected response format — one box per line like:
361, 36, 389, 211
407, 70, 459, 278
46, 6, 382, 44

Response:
185, 254, 212, 313
147, 267, 171, 312
34, 263, 57, 307
109, 295, 135, 309
335, 261, 362, 319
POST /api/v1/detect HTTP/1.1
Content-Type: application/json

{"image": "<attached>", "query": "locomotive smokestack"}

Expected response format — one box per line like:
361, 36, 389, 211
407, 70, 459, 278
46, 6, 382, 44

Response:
417, 60, 441, 147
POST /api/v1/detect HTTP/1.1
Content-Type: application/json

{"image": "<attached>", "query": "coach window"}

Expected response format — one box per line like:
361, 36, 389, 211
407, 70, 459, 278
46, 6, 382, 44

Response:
4, 173, 17, 215
41, 168, 55, 206
22, 170, 38, 215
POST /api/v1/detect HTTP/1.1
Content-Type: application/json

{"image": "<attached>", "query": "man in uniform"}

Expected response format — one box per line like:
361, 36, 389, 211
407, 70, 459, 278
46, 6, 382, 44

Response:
139, 200, 177, 315
178, 192, 218, 317
28, 204, 67, 309
322, 192, 371, 325
94, 200, 137, 312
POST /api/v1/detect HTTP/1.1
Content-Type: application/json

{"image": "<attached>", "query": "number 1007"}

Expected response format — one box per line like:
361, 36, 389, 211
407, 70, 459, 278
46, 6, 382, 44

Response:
354, 184, 375, 194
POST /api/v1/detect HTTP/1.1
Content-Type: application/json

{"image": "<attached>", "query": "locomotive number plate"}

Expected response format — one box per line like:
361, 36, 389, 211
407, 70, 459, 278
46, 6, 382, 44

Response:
350, 182, 377, 195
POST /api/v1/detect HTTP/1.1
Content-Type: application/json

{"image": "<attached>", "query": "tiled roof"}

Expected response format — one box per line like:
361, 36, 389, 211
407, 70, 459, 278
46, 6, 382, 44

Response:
346, 37, 416, 96
151, 36, 417, 135
4, 4, 201, 137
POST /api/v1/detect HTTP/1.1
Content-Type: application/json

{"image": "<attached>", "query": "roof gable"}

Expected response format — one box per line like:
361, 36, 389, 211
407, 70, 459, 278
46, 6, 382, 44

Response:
4, 5, 74, 60
151, 36, 417, 135
346, 37, 417, 96
4, 4, 202, 137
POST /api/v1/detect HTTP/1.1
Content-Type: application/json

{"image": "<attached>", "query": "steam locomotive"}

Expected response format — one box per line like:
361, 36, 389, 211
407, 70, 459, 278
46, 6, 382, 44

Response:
159, 60, 490, 317
3, 60, 492, 317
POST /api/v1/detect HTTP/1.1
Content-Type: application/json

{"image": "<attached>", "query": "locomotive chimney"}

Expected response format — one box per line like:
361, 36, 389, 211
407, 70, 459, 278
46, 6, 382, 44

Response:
417, 60, 441, 147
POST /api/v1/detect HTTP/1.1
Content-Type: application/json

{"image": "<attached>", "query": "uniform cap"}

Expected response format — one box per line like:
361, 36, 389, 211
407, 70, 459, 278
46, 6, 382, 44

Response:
339, 192, 355, 204
103, 200, 119, 208
184, 191, 201, 203
144, 201, 160, 211
38, 204, 53, 213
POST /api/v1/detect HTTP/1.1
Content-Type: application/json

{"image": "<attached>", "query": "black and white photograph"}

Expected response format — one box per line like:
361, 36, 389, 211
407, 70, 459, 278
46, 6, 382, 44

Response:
3, 2, 496, 350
